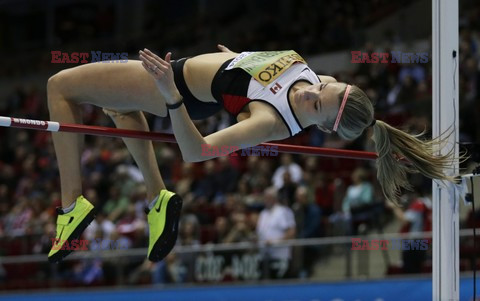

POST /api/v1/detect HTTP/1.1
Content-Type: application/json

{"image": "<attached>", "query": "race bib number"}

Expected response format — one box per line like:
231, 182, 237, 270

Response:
226, 51, 306, 86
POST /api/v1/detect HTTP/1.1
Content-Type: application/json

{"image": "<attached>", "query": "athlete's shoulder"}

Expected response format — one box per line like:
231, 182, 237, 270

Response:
317, 75, 337, 83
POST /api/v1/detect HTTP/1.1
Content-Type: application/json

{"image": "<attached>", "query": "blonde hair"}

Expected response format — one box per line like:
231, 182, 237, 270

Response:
330, 85, 459, 204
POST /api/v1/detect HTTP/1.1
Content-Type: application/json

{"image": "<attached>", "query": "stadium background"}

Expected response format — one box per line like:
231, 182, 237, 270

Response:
0, 0, 479, 300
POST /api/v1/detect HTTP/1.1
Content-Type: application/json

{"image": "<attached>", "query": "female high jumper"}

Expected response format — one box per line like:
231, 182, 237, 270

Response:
46, 45, 456, 263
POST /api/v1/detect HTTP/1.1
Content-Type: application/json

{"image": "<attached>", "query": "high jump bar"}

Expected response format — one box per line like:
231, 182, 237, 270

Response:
0, 116, 378, 161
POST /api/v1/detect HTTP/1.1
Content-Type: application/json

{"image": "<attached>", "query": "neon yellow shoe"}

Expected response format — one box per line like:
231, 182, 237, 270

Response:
146, 189, 183, 262
48, 195, 95, 263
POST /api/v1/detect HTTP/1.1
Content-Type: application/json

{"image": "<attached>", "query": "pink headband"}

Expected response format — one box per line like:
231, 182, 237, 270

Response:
333, 84, 351, 132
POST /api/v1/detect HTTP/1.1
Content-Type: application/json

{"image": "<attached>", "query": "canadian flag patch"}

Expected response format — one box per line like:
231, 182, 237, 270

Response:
269, 82, 282, 94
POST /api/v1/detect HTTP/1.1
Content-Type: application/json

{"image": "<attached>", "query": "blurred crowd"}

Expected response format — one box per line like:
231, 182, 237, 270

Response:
0, 0, 414, 77
0, 0, 479, 289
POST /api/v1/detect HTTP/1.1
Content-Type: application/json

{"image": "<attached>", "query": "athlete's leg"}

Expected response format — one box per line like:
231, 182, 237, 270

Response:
46, 53, 236, 262
46, 53, 237, 206
47, 76, 83, 208
103, 109, 165, 201
47, 60, 169, 207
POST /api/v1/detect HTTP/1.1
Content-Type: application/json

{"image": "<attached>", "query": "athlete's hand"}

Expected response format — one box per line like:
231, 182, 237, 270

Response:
217, 44, 234, 53
139, 48, 182, 103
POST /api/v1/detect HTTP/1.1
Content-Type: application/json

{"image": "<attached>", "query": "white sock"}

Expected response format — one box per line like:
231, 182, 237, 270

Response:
62, 201, 76, 214
147, 195, 160, 210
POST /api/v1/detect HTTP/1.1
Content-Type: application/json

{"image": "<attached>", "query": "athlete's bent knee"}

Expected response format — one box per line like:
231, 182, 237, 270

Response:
47, 73, 62, 95
47, 72, 69, 111
47, 69, 73, 98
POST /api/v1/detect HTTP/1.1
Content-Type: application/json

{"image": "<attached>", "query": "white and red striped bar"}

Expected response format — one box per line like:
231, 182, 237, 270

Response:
0, 116, 378, 161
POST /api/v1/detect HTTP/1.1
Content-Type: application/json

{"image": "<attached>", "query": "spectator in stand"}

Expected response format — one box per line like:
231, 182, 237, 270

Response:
247, 211, 260, 236
387, 189, 432, 274
3, 197, 33, 238
194, 160, 217, 202
174, 162, 197, 202
292, 186, 322, 277
278, 171, 298, 207
223, 211, 255, 243
213, 156, 240, 202
293, 186, 322, 239
342, 168, 374, 211
241, 156, 274, 205
314, 172, 335, 218
33, 220, 56, 255
102, 186, 130, 222
71, 258, 103, 285
152, 252, 187, 284
257, 187, 296, 279
129, 251, 187, 285
84, 211, 115, 243
211, 216, 230, 244
178, 214, 201, 247
272, 154, 303, 190
328, 168, 374, 237
115, 204, 147, 248
178, 214, 201, 282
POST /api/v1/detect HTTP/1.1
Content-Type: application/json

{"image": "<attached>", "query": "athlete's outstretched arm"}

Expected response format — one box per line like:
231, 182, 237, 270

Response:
139, 49, 275, 162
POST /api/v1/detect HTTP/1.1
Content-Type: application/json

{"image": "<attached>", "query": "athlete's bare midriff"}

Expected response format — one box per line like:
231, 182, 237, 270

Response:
182, 52, 238, 102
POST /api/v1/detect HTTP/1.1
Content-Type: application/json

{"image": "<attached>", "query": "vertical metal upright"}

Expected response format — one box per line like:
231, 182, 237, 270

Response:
432, 0, 460, 300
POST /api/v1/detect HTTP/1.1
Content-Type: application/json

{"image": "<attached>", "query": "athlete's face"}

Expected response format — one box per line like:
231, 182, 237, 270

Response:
294, 82, 346, 132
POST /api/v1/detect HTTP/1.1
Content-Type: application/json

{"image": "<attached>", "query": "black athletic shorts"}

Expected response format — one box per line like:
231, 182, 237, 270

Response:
170, 58, 222, 120
171, 57, 251, 120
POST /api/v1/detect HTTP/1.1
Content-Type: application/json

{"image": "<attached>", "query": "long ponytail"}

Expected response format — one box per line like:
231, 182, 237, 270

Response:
334, 85, 460, 205
371, 120, 457, 204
